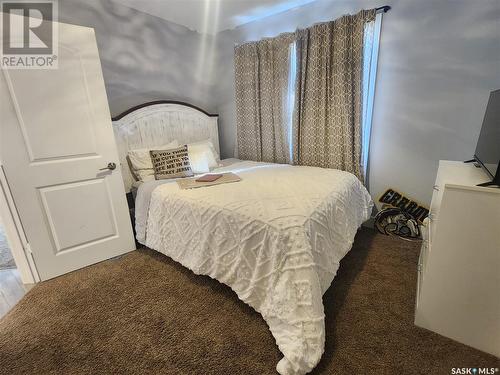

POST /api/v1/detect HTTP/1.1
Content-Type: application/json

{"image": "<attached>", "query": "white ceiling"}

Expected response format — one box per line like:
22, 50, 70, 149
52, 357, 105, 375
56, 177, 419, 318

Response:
113, 0, 318, 35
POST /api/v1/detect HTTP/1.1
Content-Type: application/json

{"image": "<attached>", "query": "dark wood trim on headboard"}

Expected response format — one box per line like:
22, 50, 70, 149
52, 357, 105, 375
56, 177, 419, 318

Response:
111, 100, 219, 121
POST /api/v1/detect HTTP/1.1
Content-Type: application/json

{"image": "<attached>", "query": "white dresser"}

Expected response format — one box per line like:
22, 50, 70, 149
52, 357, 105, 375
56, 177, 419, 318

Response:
415, 160, 500, 357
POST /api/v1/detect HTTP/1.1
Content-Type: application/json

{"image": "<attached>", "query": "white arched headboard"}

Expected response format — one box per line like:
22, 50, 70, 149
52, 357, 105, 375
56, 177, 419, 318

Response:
112, 101, 219, 193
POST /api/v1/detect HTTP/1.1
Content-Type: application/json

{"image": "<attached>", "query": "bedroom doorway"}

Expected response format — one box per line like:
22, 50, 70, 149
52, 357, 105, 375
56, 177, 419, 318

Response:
0, 168, 37, 317
0, 212, 31, 318
0, 214, 15, 271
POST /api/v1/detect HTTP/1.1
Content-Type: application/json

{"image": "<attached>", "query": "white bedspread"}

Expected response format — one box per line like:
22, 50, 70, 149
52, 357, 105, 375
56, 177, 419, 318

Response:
137, 160, 373, 374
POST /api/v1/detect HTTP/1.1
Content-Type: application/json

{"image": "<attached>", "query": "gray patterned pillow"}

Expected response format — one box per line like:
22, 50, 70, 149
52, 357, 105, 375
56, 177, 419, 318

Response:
150, 145, 194, 180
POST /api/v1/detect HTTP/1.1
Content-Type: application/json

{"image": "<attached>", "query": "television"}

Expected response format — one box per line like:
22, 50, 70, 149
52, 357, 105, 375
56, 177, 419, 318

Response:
473, 89, 500, 187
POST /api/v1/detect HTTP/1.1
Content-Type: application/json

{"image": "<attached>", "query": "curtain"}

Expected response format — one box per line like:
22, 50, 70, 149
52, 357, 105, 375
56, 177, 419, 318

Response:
234, 9, 376, 180
293, 9, 376, 181
234, 33, 295, 163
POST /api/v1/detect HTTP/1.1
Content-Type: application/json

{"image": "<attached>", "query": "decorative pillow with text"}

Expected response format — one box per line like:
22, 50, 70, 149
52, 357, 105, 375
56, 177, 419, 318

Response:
150, 145, 194, 180
127, 140, 179, 182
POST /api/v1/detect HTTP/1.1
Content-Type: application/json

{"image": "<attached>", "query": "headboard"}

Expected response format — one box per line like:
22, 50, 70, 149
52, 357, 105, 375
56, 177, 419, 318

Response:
112, 101, 219, 193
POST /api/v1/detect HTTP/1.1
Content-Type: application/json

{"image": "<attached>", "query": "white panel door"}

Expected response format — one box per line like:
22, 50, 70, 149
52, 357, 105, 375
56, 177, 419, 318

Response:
0, 21, 135, 280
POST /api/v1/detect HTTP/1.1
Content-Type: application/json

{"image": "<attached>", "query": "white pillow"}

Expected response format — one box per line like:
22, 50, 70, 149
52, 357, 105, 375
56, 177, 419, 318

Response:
186, 140, 219, 171
134, 169, 157, 183
187, 147, 211, 174
128, 140, 179, 182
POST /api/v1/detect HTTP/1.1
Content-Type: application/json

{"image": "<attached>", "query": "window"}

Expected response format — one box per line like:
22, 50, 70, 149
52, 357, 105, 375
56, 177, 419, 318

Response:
284, 13, 383, 181
361, 13, 383, 184
287, 41, 297, 163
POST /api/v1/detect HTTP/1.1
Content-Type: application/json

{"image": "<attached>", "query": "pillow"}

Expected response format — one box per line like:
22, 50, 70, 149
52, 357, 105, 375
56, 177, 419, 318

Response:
128, 140, 178, 182
150, 145, 194, 180
188, 149, 211, 174
134, 169, 158, 183
186, 140, 219, 170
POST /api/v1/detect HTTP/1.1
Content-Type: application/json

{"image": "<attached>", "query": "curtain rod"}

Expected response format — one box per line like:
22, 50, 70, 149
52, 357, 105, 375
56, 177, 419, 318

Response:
376, 5, 391, 13
234, 6, 390, 46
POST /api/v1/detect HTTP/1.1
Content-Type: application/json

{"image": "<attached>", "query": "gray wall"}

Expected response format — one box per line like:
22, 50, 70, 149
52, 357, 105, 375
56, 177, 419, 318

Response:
213, 0, 500, 206
58, 0, 218, 117
58, 0, 500, 206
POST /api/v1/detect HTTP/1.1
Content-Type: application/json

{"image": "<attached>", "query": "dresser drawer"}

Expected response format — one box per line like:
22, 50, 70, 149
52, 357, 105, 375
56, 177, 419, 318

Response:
416, 237, 429, 309
418, 235, 429, 274
421, 217, 431, 252
429, 183, 443, 222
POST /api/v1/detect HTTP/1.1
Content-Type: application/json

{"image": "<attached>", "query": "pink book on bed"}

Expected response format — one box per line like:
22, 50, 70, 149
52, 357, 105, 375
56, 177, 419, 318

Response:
195, 174, 223, 182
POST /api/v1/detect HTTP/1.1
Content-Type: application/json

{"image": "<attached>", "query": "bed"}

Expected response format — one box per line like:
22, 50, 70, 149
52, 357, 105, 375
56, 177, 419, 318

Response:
112, 101, 373, 375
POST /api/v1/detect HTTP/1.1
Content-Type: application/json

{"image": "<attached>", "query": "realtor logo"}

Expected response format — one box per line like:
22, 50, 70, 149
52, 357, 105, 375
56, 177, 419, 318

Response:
1, 0, 58, 68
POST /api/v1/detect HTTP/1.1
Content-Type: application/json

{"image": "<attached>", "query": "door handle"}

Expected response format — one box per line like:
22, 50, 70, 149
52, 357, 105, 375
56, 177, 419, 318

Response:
99, 162, 116, 171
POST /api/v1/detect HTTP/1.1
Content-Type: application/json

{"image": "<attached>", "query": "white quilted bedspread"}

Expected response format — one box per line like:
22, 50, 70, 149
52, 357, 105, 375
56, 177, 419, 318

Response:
142, 160, 373, 374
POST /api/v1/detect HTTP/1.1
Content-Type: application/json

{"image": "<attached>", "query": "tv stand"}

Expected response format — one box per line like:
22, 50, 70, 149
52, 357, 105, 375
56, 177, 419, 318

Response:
415, 160, 500, 357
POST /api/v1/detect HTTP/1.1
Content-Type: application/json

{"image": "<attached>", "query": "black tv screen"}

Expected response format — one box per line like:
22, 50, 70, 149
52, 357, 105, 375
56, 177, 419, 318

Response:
474, 89, 500, 181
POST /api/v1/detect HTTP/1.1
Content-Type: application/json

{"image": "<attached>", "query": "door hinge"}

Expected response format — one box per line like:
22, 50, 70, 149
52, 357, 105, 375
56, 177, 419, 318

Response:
23, 242, 41, 283
24, 242, 33, 254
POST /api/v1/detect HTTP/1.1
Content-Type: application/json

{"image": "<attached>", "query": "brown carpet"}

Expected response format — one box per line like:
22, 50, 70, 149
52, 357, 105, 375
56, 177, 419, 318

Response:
0, 228, 497, 374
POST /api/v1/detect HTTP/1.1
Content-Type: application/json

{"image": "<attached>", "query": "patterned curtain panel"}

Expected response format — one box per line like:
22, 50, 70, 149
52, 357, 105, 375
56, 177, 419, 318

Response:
235, 33, 295, 164
294, 9, 376, 181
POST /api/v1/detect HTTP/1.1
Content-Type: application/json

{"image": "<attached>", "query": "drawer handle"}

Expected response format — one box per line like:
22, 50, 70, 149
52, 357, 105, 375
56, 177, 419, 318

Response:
433, 185, 440, 191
